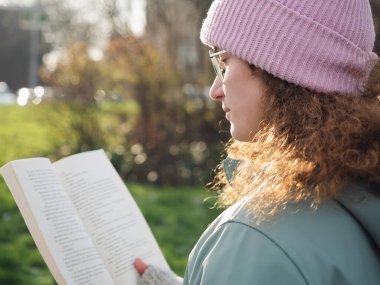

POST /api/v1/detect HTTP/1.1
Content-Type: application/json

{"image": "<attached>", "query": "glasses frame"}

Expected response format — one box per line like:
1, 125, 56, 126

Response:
209, 49, 227, 82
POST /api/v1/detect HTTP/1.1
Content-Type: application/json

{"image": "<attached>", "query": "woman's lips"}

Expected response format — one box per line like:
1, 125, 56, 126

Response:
223, 106, 231, 120
222, 105, 230, 113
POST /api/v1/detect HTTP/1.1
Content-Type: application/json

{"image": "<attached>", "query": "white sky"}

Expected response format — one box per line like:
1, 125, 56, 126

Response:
0, 0, 34, 6
1, 0, 147, 71
0, 0, 146, 35
129, 0, 146, 35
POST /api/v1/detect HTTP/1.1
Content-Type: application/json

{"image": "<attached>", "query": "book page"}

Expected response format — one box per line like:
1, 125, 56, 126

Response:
0, 158, 115, 285
53, 150, 169, 285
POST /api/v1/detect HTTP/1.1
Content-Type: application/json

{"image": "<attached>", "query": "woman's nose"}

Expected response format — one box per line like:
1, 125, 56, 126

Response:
209, 77, 224, 101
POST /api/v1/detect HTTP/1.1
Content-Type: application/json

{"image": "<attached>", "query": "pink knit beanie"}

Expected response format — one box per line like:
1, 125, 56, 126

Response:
200, 0, 378, 96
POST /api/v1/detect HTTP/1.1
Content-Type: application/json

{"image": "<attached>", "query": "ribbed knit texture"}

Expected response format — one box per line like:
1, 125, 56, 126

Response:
137, 266, 183, 285
201, 0, 378, 96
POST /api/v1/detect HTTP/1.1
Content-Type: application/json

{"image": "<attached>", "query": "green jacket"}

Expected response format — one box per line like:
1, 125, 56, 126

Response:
183, 159, 380, 285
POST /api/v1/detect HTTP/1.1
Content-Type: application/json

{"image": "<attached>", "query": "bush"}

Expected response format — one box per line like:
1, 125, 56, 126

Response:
40, 36, 229, 186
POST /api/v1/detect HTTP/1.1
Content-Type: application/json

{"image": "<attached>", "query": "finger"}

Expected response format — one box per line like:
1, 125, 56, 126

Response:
134, 258, 149, 275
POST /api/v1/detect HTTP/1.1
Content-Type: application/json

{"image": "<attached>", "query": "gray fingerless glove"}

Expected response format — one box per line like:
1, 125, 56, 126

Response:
137, 265, 183, 285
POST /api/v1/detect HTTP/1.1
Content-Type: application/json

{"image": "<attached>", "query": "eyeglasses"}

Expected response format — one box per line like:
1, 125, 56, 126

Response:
209, 49, 227, 82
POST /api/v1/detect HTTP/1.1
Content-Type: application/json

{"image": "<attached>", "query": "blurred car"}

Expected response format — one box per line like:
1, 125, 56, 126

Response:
16, 86, 60, 106
0, 82, 17, 104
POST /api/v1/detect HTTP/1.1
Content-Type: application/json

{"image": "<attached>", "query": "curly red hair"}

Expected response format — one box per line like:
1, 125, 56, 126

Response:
212, 61, 380, 218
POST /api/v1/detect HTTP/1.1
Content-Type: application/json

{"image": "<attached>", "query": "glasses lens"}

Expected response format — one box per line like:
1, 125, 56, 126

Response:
209, 50, 224, 81
210, 56, 223, 81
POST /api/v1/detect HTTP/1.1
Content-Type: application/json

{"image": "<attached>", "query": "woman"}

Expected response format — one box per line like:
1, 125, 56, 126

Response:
135, 0, 380, 284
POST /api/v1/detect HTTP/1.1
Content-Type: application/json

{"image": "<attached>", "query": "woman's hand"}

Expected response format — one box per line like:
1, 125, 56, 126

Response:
133, 258, 183, 285
134, 258, 149, 276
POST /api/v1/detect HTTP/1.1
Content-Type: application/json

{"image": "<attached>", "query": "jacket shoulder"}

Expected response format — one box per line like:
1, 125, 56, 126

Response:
184, 199, 308, 285
185, 195, 380, 285
184, 218, 308, 285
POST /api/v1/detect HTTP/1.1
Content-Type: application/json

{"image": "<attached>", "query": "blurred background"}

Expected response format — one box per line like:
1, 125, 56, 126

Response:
0, 0, 379, 284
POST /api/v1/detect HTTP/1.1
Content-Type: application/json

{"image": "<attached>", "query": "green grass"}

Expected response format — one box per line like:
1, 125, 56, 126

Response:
0, 104, 224, 281
0, 105, 55, 166
128, 183, 221, 275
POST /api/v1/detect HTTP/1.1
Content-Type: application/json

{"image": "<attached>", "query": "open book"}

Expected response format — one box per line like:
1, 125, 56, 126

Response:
0, 149, 169, 285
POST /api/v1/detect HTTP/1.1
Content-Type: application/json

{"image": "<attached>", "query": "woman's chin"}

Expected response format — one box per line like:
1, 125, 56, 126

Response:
230, 124, 258, 142
230, 127, 250, 142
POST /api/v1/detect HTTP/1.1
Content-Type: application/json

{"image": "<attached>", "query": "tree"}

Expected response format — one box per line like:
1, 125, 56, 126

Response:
102, 35, 226, 185
40, 2, 227, 185
102, 36, 185, 184
40, 42, 106, 154
39, 0, 140, 49
145, 0, 211, 82
39, 0, 103, 48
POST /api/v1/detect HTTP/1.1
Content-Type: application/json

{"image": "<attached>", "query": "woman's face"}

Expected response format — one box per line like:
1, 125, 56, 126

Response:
209, 54, 266, 142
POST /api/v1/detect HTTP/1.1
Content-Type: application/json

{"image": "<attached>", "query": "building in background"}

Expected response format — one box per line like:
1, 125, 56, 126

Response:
0, 5, 49, 90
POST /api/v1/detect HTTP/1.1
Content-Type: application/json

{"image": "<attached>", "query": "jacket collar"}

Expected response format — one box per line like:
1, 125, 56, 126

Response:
222, 157, 241, 183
